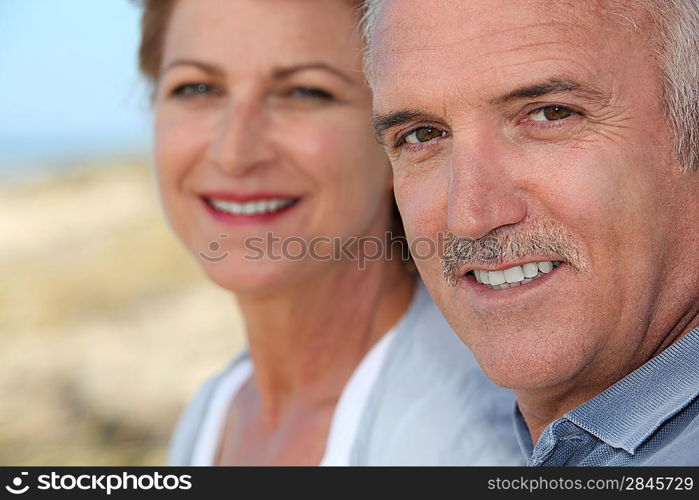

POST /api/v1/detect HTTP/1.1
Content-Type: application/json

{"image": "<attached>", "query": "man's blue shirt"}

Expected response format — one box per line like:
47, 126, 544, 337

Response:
515, 327, 699, 465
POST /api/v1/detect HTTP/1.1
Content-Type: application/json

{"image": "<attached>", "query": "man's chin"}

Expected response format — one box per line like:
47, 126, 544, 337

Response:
456, 321, 597, 392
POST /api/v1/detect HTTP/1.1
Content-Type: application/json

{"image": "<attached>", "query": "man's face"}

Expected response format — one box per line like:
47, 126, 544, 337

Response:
371, 0, 698, 392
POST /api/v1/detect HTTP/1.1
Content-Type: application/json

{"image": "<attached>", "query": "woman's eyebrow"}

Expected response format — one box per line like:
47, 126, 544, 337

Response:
161, 59, 225, 76
272, 63, 355, 84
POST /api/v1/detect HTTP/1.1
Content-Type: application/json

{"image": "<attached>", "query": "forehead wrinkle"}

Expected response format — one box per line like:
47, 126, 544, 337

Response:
373, 1, 596, 56
372, 0, 638, 72
373, 11, 612, 97
471, 56, 593, 78
480, 39, 577, 60
374, 20, 572, 62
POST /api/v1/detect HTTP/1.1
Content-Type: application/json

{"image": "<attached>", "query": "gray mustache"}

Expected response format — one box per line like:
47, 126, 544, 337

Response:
441, 219, 586, 286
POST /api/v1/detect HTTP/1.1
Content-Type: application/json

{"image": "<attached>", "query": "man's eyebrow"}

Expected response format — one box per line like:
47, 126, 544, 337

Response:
372, 110, 440, 143
272, 63, 355, 84
161, 59, 225, 76
489, 78, 607, 105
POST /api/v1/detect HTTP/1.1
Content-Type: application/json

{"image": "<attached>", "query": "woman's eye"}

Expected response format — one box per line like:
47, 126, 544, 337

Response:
171, 83, 216, 98
403, 126, 446, 144
529, 105, 575, 122
288, 87, 333, 100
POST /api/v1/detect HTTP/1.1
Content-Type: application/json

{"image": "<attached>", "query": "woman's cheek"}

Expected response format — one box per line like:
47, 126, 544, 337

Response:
153, 116, 200, 243
156, 115, 197, 173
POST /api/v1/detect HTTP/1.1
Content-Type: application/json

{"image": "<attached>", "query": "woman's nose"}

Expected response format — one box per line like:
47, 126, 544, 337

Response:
205, 100, 276, 176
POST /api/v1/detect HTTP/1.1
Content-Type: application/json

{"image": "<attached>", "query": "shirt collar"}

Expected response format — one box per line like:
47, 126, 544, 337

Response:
513, 404, 534, 458
565, 326, 699, 454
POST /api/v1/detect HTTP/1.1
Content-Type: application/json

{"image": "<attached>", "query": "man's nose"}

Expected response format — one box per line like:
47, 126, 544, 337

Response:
205, 100, 276, 176
447, 133, 527, 240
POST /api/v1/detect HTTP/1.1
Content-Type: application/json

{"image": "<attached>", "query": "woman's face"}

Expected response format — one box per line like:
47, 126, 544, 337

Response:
154, 0, 393, 293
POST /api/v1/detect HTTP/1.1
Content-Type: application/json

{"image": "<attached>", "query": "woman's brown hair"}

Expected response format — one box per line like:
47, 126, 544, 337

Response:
137, 0, 178, 83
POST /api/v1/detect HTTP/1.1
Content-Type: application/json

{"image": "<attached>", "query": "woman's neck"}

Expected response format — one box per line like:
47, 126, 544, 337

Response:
236, 255, 415, 426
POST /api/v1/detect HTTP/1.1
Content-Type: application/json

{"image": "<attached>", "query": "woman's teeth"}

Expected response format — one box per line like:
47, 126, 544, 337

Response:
209, 198, 296, 215
473, 261, 562, 290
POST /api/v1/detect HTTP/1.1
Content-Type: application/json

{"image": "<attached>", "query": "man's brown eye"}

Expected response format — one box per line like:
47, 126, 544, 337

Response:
531, 105, 574, 122
405, 126, 445, 144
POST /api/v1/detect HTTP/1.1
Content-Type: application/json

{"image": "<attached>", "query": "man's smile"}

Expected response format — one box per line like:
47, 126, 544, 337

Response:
469, 261, 564, 290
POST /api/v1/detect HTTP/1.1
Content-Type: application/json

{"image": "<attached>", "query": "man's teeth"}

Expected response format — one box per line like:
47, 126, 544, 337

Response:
209, 198, 296, 215
473, 261, 562, 289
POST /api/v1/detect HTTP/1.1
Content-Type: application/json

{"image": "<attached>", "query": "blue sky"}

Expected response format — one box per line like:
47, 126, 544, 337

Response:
0, 0, 152, 169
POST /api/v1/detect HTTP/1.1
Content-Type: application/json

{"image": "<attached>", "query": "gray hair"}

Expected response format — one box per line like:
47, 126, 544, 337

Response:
361, 0, 699, 173
646, 0, 699, 173
359, 0, 382, 84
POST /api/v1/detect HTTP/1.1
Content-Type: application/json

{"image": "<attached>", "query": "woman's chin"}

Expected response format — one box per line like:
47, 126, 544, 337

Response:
199, 258, 311, 297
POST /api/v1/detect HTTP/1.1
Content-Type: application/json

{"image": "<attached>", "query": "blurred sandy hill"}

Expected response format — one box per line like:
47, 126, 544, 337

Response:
0, 161, 245, 465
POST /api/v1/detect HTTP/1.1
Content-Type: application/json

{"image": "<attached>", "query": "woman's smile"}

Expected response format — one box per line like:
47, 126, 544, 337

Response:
199, 191, 302, 227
